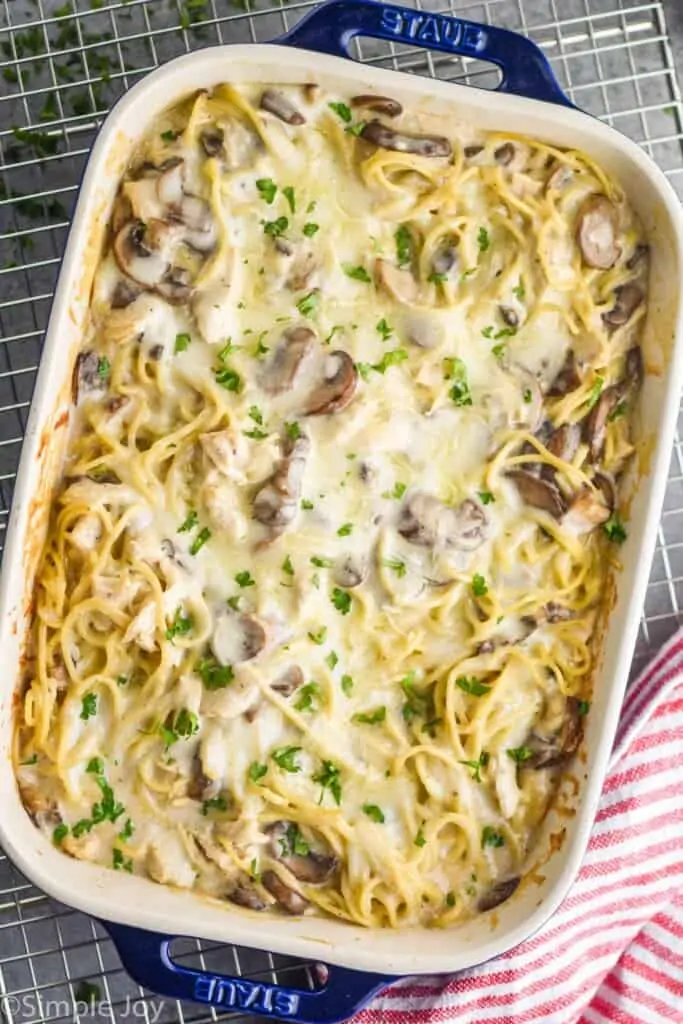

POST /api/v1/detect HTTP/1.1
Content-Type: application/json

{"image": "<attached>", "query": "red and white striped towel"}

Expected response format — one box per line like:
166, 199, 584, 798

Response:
359, 630, 683, 1023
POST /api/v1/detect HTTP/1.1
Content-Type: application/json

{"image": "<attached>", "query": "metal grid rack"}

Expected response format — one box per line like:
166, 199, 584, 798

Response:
1, 0, 682, 1021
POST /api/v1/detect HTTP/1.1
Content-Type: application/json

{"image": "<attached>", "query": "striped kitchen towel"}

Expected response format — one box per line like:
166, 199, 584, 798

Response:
359, 629, 683, 1023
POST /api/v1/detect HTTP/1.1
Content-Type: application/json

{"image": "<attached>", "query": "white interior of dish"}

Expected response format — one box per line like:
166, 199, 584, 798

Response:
1, 44, 682, 977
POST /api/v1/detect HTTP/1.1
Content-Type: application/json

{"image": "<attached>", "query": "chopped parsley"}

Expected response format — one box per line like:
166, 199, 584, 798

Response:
178, 509, 198, 533
395, 225, 413, 268
472, 573, 488, 597
21, 754, 38, 765
272, 746, 302, 773
512, 278, 525, 301
331, 588, 352, 615
308, 626, 327, 645
312, 760, 342, 805
301, 498, 314, 510
324, 325, 343, 345
376, 318, 393, 341
477, 226, 491, 252
362, 803, 385, 823
414, 828, 427, 848
578, 700, 591, 716
53, 823, 69, 845
382, 557, 407, 578
282, 555, 295, 576
218, 339, 237, 360
328, 101, 352, 123
214, 366, 242, 392
303, 222, 319, 237
248, 406, 263, 425
80, 693, 97, 721
481, 826, 505, 848
523, 388, 533, 403
263, 216, 289, 238
165, 608, 193, 642
353, 706, 386, 725
337, 522, 353, 536
443, 357, 473, 407
282, 185, 296, 213
250, 858, 261, 882
325, 650, 339, 670
97, 356, 110, 381
280, 823, 309, 857
296, 290, 320, 317
285, 420, 301, 441
343, 264, 372, 283
604, 513, 627, 544
112, 848, 133, 873
116, 675, 128, 687
189, 527, 211, 555
345, 121, 366, 137
382, 481, 408, 500
227, 596, 240, 611
492, 344, 507, 361
481, 325, 494, 339
256, 178, 277, 204
118, 819, 135, 842
459, 751, 490, 782
159, 709, 199, 748
86, 757, 104, 775
160, 129, 177, 142
235, 570, 256, 588
249, 761, 268, 783
201, 795, 228, 816
341, 674, 354, 696
244, 427, 269, 440
507, 746, 534, 764
295, 682, 321, 712
587, 374, 605, 409
479, 491, 495, 505
372, 348, 408, 374
174, 332, 191, 353
428, 272, 448, 285
311, 556, 334, 568
456, 676, 491, 697
446, 891, 457, 908
196, 657, 234, 690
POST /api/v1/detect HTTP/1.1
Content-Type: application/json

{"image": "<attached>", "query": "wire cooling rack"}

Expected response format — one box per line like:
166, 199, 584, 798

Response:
1, 1, 682, 1022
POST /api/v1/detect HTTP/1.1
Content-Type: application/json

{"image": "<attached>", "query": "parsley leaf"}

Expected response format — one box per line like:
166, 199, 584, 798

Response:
249, 761, 268, 783
285, 420, 301, 441
303, 222, 319, 237
86, 757, 104, 775
263, 216, 289, 237
341, 674, 354, 696
376, 318, 393, 341
331, 588, 352, 615
80, 693, 97, 720
118, 819, 135, 841
604, 513, 627, 544
578, 699, 591, 716
112, 848, 133, 873
382, 481, 407, 500
272, 746, 302, 773
256, 178, 277, 204
472, 573, 488, 596
178, 509, 198, 533
174, 332, 190, 353
456, 676, 490, 697
296, 290, 320, 317
189, 527, 211, 555
372, 348, 408, 374
282, 555, 295, 576
395, 225, 413, 268
382, 557, 407, 578
165, 608, 193, 642
282, 185, 296, 213
353, 706, 386, 725
587, 374, 605, 409
343, 264, 371, 283
507, 746, 534, 764
214, 366, 242, 392
312, 760, 342, 805
308, 626, 327, 645
478, 491, 495, 505
235, 570, 256, 588
362, 803, 385, 823
196, 657, 234, 690
414, 828, 427, 848
294, 682, 321, 712
459, 751, 490, 782
477, 226, 491, 252
512, 278, 525, 301
481, 825, 505, 848
337, 522, 353, 536
443, 357, 473, 407
201, 795, 228, 816
325, 650, 339, 670
328, 101, 352, 123
161, 129, 178, 142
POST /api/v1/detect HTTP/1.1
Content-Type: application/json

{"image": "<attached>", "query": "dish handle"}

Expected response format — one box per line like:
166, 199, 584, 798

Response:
278, 0, 571, 108
103, 921, 395, 1024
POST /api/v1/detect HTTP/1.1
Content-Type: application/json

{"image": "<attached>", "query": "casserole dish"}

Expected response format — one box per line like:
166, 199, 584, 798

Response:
1, 0, 682, 1019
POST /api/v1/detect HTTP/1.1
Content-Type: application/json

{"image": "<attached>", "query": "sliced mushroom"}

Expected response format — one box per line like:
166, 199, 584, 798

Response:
228, 885, 267, 911
602, 284, 643, 329
398, 493, 487, 551
200, 127, 225, 158
253, 434, 310, 530
563, 486, 610, 534
261, 326, 316, 395
507, 470, 566, 519
494, 142, 516, 166
266, 821, 338, 883
156, 264, 193, 304
334, 555, 367, 589
275, 240, 319, 292
477, 876, 520, 913
211, 611, 266, 667
583, 385, 619, 461
463, 144, 484, 159
111, 279, 140, 309
549, 350, 581, 397
351, 94, 403, 118
546, 163, 573, 192
544, 422, 581, 467
111, 191, 133, 235
576, 194, 621, 270
431, 239, 459, 276
499, 305, 519, 329
73, 351, 106, 402
542, 602, 574, 624
360, 119, 451, 158
593, 471, 616, 510
261, 870, 309, 915
375, 259, 419, 305
155, 157, 184, 206
304, 351, 357, 416
113, 220, 170, 290
178, 194, 217, 253
404, 316, 442, 350
187, 753, 220, 802
528, 696, 583, 769
271, 665, 304, 696
260, 89, 306, 126
627, 243, 649, 272
621, 345, 643, 393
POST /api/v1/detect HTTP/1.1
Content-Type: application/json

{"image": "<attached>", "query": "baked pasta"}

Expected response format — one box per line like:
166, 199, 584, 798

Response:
14, 82, 648, 928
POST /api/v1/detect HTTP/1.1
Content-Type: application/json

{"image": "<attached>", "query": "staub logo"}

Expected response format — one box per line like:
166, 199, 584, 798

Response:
379, 6, 485, 52
193, 975, 300, 1017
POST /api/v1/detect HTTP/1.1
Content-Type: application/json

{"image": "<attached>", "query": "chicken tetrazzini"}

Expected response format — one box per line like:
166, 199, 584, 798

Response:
15, 83, 648, 928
